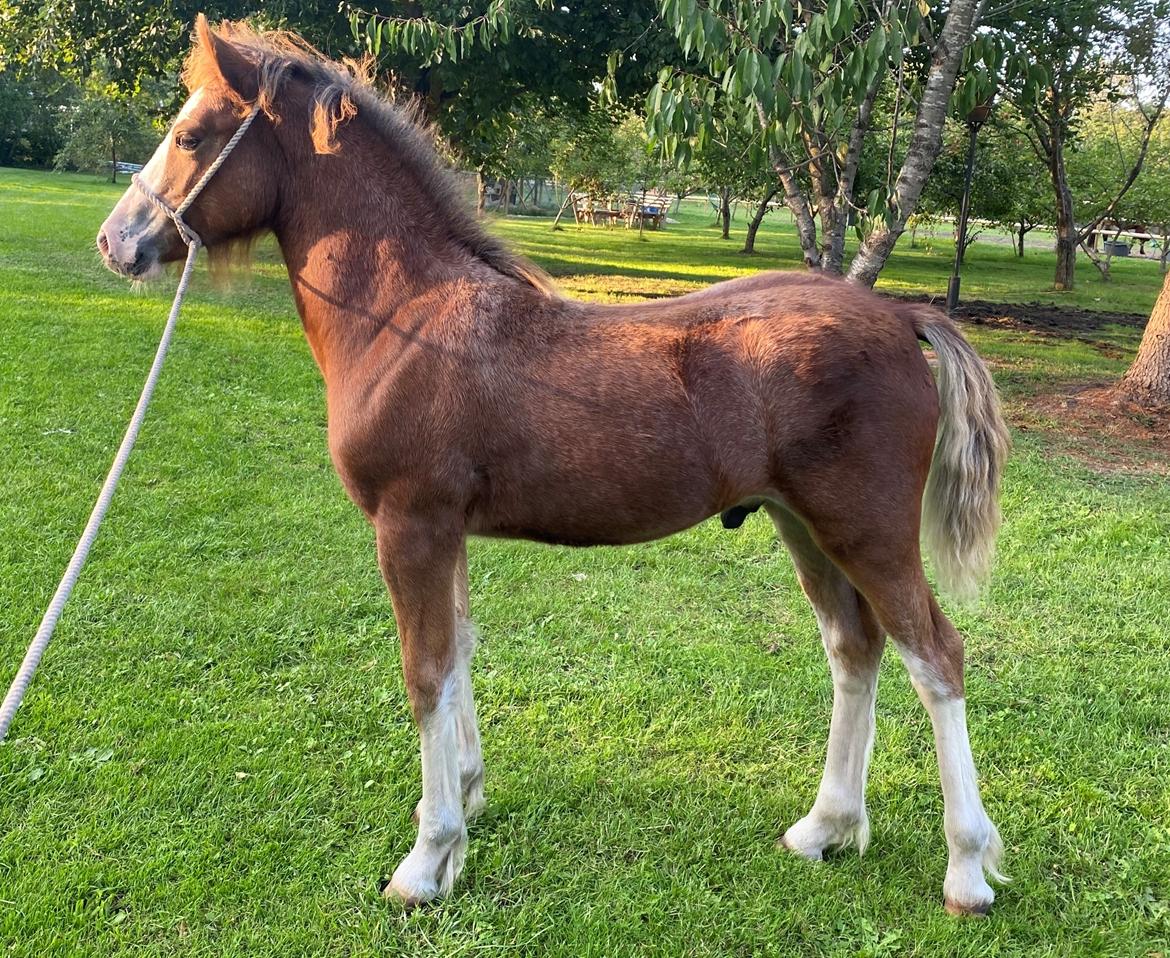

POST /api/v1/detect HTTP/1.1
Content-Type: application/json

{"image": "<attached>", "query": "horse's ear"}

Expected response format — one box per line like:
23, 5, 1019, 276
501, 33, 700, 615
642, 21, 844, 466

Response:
193, 14, 260, 104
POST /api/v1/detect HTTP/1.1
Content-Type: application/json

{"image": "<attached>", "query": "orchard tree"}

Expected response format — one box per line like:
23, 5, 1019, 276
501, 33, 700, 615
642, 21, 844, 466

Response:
643, 0, 999, 284
688, 104, 775, 243
921, 117, 1050, 260
474, 95, 557, 212
548, 107, 654, 227
660, 164, 705, 213
1123, 117, 1170, 271
995, 0, 1170, 289
1116, 271, 1170, 404
991, 124, 1052, 258
1068, 97, 1170, 278
54, 71, 157, 181
349, 1, 674, 196
741, 178, 783, 254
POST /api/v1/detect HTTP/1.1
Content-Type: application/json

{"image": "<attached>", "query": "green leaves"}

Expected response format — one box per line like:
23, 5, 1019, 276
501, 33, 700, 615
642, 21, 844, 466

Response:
948, 30, 1052, 121
350, 0, 531, 68
651, 0, 925, 163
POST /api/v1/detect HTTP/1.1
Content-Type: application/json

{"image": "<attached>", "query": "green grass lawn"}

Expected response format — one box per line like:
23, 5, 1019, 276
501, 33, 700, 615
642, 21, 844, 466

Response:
1, 167, 1168, 957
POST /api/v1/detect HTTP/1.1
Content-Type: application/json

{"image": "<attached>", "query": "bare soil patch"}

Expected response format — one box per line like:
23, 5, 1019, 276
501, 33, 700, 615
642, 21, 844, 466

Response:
1018, 384, 1170, 475
900, 294, 1148, 336
912, 296, 1169, 473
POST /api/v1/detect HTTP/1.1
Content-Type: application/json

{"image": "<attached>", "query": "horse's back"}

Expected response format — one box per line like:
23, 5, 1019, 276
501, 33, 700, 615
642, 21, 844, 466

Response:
466, 270, 937, 544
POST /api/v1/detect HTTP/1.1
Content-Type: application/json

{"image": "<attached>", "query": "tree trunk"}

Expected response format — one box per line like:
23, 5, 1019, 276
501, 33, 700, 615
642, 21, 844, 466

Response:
719, 187, 732, 239
845, 0, 984, 287
817, 198, 842, 272
1116, 270, 1170, 403
1080, 232, 1111, 282
743, 186, 779, 254
775, 161, 821, 269
806, 139, 839, 269
1049, 124, 1078, 290
1016, 221, 1028, 257
476, 169, 487, 213
551, 188, 574, 229
110, 140, 117, 184
958, 227, 981, 264
824, 74, 880, 274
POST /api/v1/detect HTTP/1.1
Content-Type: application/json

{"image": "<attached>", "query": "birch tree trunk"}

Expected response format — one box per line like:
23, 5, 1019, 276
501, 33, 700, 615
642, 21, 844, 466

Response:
846, 0, 985, 287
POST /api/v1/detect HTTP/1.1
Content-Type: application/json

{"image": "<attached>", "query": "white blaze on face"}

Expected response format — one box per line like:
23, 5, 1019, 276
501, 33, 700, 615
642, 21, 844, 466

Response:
139, 87, 207, 194
97, 87, 206, 278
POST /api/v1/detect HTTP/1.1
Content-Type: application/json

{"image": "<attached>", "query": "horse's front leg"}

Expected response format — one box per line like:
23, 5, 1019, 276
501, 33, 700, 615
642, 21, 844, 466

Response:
376, 513, 469, 906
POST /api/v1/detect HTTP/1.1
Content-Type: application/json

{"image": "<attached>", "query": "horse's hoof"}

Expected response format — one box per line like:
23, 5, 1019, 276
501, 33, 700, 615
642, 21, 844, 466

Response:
383, 873, 440, 908
777, 831, 823, 861
944, 897, 992, 917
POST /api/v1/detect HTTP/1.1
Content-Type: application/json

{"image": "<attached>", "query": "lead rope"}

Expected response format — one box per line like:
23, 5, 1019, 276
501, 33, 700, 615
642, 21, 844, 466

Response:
0, 103, 261, 743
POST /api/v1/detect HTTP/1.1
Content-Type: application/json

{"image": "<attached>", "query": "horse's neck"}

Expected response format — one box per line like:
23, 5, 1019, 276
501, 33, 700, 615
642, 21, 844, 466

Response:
273, 147, 470, 384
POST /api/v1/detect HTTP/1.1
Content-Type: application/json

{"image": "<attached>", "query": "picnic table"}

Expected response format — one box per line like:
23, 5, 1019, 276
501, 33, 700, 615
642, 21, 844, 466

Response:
572, 193, 621, 228
571, 191, 671, 230
623, 192, 670, 230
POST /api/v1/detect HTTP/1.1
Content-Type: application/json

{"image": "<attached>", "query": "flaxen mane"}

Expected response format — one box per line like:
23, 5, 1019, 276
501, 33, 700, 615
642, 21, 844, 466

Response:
184, 21, 557, 297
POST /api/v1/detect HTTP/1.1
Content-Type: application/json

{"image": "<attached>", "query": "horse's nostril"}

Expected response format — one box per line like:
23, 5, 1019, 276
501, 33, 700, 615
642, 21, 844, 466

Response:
97, 229, 110, 256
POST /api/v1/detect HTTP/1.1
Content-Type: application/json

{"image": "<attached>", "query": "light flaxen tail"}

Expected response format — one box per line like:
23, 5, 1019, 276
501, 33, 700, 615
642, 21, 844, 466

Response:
907, 307, 1010, 601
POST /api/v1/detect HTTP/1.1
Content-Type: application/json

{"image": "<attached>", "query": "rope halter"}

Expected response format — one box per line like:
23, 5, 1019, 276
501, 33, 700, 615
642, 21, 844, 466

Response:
132, 102, 262, 250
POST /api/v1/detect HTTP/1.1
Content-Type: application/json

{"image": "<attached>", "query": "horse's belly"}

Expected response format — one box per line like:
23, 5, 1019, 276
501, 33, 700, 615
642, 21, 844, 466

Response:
469, 425, 763, 546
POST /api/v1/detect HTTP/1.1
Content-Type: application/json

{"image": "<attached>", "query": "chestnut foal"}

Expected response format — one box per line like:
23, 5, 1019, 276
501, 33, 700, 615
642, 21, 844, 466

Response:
98, 18, 1010, 915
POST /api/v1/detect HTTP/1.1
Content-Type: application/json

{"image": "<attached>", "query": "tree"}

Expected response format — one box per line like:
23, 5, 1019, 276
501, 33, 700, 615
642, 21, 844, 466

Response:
921, 116, 1051, 260
845, 0, 991, 285
741, 182, 781, 254
1116, 270, 1170, 403
643, 0, 993, 285
475, 95, 557, 212
54, 71, 157, 182
688, 104, 775, 243
1070, 98, 1170, 276
997, 0, 1170, 289
0, 67, 69, 167
548, 106, 653, 227
991, 125, 1052, 257
1122, 117, 1170, 271
351, 1, 674, 196
0, 1, 347, 96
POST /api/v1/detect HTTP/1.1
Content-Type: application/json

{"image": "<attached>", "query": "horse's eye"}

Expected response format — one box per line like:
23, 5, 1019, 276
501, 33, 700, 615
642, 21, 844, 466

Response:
175, 131, 200, 152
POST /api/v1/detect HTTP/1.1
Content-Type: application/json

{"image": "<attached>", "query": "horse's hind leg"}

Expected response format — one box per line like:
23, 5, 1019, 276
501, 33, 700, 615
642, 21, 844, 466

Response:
884, 585, 1005, 915
768, 504, 886, 859
809, 523, 1005, 915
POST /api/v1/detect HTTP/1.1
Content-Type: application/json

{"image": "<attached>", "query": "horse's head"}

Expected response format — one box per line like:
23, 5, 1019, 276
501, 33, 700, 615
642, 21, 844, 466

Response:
97, 16, 280, 279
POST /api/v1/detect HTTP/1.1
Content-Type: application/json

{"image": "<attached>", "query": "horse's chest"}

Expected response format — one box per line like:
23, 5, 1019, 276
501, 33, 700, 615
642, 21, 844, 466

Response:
325, 390, 453, 519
